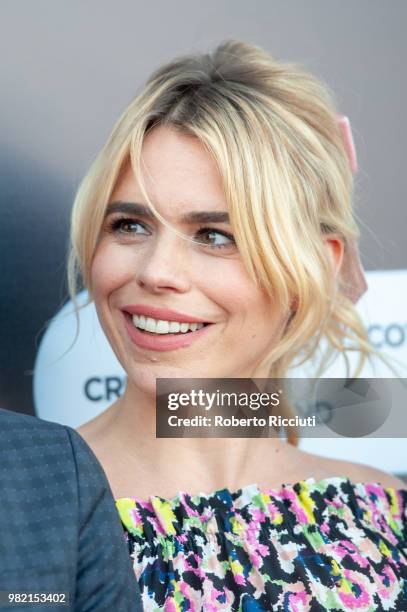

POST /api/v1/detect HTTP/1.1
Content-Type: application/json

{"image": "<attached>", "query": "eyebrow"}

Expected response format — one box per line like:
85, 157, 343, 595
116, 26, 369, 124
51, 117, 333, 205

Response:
104, 201, 230, 224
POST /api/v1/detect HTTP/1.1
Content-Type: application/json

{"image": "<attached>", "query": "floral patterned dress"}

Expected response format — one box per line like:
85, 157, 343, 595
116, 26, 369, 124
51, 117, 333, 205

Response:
116, 476, 407, 611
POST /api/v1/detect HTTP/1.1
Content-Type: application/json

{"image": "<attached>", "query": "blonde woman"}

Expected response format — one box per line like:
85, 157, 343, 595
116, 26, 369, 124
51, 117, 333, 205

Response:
69, 41, 407, 610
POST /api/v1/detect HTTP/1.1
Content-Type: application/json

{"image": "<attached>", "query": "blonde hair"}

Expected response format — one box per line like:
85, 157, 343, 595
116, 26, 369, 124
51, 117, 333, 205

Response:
67, 40, 379, 444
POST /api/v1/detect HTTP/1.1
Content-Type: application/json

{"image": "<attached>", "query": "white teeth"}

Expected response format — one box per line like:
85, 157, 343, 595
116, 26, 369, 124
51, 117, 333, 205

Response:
145, 317, 157, 333
132, 315, 205, 335
168, 321, 181, 333
155, 320, 169, 334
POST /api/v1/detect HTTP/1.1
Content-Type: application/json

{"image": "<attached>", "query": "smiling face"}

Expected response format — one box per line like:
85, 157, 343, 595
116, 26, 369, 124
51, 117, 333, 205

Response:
90, 125, 291, 396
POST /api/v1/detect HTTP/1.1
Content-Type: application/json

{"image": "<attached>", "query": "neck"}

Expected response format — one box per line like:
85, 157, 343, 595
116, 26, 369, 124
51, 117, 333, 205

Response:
101, 379, 291, 497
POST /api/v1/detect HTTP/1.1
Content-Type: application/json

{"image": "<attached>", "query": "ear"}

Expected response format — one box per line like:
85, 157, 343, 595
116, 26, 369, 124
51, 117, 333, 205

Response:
323, 233, 344, 278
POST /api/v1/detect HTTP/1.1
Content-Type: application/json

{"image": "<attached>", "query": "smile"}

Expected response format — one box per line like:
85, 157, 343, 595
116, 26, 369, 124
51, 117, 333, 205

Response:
122, 312, 213, 352
133, 314, 207, 335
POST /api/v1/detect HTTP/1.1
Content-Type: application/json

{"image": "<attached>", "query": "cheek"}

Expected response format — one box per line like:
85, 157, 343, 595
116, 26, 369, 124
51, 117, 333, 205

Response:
90, 244, 134, 299
217, 272, 283, 342
203, 266, 252, 317
212, 267, 269, 321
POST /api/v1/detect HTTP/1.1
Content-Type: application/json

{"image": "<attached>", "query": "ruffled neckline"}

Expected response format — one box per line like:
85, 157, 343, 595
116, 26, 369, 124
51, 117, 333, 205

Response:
116, 475, 407, 541
115, 475, 407, 507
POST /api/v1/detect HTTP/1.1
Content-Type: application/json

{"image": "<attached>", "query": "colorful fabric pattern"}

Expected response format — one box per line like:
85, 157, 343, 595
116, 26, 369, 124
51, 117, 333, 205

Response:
116, 476, 407, 611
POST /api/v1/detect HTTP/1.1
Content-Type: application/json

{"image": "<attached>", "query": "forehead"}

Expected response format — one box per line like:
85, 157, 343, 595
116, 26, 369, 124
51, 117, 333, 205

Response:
111, 125, 228, 218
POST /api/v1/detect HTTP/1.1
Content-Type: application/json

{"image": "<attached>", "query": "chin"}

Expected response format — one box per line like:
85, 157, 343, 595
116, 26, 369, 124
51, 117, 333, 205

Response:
126, 374, 156, 399
126, 363, 185, 397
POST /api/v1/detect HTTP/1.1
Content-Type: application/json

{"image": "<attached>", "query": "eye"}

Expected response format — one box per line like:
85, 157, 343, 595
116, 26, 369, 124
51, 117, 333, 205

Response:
109, 217, 150, 235
195, 228, 235, 249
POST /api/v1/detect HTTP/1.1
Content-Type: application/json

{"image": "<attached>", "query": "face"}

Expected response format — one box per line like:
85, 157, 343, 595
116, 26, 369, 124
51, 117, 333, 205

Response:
91, 126, 291, 396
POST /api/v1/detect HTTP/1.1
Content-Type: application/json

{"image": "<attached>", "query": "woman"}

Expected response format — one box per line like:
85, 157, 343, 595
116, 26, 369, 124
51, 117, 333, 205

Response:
69, 41, 406, 610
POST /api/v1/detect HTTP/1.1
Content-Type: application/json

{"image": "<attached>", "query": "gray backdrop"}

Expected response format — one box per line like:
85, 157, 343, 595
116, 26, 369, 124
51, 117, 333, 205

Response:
1, 0, 406, 417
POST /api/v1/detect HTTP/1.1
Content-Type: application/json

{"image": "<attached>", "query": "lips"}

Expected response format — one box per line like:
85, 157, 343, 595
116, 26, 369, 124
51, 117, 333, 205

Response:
121, 304, 208, 324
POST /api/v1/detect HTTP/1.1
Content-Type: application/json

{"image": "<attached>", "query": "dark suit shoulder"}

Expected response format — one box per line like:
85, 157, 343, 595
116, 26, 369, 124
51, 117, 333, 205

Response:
0, 410, 142, 610
0, 409, 113, 518
67, 427, 143, 610
0, 407, 70, 434
0, 408, 78, 463
0, 409, 86, 495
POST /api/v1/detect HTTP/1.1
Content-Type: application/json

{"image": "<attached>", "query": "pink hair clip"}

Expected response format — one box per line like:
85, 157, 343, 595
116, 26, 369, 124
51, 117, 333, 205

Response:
336, 115, 367, 303
337, 115, 358, 173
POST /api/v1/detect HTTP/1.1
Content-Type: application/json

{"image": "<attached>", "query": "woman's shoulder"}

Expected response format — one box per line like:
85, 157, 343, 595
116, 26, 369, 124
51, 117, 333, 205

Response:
353, 464, 405, 489
334, 460, 407, 490
325, 457, 406, 490
293, 446, 406, 490
345, 462, 407, 489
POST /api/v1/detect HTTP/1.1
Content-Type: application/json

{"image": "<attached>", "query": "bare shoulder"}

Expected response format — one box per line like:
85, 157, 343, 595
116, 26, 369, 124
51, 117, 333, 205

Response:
292, 446, 406, 490
321, 455, 406, 489
338, 460, 407, 490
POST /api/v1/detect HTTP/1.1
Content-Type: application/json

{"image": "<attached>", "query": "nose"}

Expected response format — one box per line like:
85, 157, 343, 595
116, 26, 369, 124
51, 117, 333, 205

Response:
135, 228, 191, 295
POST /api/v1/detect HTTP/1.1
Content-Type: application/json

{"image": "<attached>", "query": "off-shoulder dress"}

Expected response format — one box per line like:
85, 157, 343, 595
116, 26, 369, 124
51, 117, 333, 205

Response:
116, 476, 407, 611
